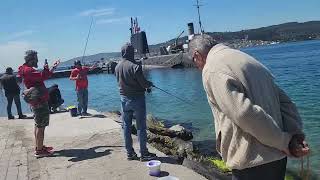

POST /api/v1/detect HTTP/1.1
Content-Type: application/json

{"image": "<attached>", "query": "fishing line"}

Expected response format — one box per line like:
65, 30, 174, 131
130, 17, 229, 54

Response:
81, 17, 94, 64
152, 85, 194, 106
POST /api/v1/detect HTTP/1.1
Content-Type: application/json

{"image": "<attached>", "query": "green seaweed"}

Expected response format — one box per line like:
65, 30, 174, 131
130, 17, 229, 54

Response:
207, 157, 231, 173
285, 174, 294, 180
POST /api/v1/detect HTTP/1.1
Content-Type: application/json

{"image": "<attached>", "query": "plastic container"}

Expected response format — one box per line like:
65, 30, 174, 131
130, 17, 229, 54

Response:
147, 160, 161, 176
70, 107, 78, 117
157, 176, 179, 180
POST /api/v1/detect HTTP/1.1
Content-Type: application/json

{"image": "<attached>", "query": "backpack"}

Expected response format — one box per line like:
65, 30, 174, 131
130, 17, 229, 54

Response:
22, 86, 46, 104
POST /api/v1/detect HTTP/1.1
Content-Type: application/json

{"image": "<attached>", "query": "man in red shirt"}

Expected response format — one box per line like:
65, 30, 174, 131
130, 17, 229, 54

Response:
18, 50, 60, 157
69, 60, 96, 116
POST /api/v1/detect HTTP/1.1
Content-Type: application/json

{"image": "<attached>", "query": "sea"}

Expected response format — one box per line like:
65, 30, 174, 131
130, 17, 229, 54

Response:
0, 40, 319, 176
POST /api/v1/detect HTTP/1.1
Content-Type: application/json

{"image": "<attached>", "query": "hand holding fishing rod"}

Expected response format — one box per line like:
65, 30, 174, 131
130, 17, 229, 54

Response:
48, 60, 61, 73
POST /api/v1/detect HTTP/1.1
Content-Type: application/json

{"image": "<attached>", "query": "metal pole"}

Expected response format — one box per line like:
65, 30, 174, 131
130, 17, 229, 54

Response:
81, 17, 94, 64
196, 0, 204, 33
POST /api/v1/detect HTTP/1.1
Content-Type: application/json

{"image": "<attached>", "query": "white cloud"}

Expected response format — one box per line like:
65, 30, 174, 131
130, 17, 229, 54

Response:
79, 8, 115, 17
6, 30, 35, 40
0, 41, 47, 72
96, 17, 129, 24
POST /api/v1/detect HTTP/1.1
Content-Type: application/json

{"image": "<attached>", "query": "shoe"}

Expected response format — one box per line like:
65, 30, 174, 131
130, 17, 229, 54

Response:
34, 145, 54, 153
81, 112, 91, 116
34, 148, 54, 158
8, 116, 15, 120
140, 152, 157, 162
127, 152, 139, 161
18, 115, 27, 119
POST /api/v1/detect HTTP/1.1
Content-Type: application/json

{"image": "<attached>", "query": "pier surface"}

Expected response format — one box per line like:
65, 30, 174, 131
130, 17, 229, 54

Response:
0, 110, 205, 180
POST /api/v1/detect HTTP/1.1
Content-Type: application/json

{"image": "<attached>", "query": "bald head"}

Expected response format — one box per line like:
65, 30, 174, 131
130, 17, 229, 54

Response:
188, 34, 217, 57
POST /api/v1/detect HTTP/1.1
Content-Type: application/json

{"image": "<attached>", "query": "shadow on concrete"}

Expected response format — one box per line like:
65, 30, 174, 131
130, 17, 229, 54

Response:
50, 110, 68, 114
52, 146, 116, 162
78, 114, 107, 119
158, 171, 170, 177
156, 156, 180, 165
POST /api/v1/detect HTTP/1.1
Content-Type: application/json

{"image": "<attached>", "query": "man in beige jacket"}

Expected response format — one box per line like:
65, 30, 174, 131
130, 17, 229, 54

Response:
189, 34, 310, 180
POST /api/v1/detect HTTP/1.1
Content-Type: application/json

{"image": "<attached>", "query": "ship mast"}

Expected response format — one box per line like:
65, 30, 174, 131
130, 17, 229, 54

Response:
195, 0, 204, 34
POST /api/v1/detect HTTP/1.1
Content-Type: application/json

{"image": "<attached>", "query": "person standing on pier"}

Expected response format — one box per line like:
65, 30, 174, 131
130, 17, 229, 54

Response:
69, 60, 97, 116
0, 67, 26, 119
18, 50, 60, 157
115, 43, 156, 161
189, 34, 310, 180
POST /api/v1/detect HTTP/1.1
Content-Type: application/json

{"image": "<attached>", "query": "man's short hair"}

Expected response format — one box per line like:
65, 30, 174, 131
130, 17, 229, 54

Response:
5, 67, 13, 73
24, 50, 38, 63
188, 34, 217, 56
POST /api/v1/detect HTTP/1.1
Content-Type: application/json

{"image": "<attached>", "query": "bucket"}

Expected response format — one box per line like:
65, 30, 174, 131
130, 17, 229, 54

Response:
70, 107, 78, 117
147, 160, 161, 176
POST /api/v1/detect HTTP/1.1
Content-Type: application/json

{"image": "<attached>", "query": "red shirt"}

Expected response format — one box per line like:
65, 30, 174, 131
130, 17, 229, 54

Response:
70, 67, 89, 90
18, 64, 53, 106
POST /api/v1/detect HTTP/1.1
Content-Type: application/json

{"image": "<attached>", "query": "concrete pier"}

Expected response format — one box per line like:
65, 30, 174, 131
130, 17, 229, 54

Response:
0, 110, 206, 180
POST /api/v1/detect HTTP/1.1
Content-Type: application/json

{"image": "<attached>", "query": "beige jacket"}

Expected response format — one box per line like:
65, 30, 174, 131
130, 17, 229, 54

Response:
202, 44, 303, 170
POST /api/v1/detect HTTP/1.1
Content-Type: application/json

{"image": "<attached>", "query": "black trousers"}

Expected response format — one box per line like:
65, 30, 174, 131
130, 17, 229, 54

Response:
232, 158, 287, 180
6, 94, 23, 117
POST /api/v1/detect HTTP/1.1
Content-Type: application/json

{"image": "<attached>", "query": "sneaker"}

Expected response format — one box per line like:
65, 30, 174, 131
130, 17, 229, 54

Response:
8, 116, 15, 120
81, 112, 91, 116
18, 115, 27, 119
140, 152, 157, 162
34, 148, 53, 158
34, 145, 54, 153
127, 152, 139, 161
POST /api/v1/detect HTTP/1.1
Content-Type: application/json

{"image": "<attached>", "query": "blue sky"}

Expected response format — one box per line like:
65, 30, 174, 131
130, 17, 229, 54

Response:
0, 0, 319, 71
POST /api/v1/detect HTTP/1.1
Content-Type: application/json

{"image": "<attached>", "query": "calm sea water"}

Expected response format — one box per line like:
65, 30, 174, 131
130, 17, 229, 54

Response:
0, 40, 319, 175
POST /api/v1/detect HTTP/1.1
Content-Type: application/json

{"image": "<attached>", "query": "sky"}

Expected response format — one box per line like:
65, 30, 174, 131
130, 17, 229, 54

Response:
0, 0, 319, 71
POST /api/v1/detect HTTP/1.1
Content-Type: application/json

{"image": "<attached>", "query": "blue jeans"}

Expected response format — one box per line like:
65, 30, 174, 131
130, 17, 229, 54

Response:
120, 95, 148, 156
77, 88, 88, 114
6, 94, 23, 117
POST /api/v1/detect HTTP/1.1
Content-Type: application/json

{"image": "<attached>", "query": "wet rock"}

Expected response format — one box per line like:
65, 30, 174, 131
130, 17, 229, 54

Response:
169, 124, 185, 132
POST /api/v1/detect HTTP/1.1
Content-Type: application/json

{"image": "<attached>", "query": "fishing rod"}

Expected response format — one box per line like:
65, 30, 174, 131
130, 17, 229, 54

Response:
81, 17, 94, 64
152, 85, 194, 106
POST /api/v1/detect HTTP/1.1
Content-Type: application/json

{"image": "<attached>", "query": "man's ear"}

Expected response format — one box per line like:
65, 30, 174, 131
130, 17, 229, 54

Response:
193, 50, 202, 61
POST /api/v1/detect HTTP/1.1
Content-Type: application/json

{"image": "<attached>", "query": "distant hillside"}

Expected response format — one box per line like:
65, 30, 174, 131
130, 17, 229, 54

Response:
60, 52, 121, 66
149, 21, 320, 52
62, 21, 320, 65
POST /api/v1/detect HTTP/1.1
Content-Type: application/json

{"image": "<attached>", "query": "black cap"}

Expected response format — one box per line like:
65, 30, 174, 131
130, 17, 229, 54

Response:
74, 60, 82, 66
121, 43, 134, 60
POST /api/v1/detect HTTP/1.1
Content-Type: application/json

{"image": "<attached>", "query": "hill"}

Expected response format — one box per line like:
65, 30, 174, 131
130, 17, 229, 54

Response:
60, 52, 121, 67
62, 21, 320, 65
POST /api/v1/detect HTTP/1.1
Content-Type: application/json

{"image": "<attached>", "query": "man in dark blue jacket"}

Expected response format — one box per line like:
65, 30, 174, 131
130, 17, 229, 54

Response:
0, 67, 26, 119
115, 43, 156, 161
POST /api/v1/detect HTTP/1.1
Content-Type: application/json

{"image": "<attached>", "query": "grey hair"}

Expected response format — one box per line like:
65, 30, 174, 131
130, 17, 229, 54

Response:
24, 50, 38, 62
188, 34, 217, 56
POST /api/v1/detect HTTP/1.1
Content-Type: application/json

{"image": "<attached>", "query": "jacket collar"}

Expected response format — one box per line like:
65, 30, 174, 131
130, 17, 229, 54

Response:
207, 43, 229, 57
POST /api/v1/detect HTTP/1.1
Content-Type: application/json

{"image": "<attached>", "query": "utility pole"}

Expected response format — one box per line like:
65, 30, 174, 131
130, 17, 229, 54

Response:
195, 0, 205, 34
